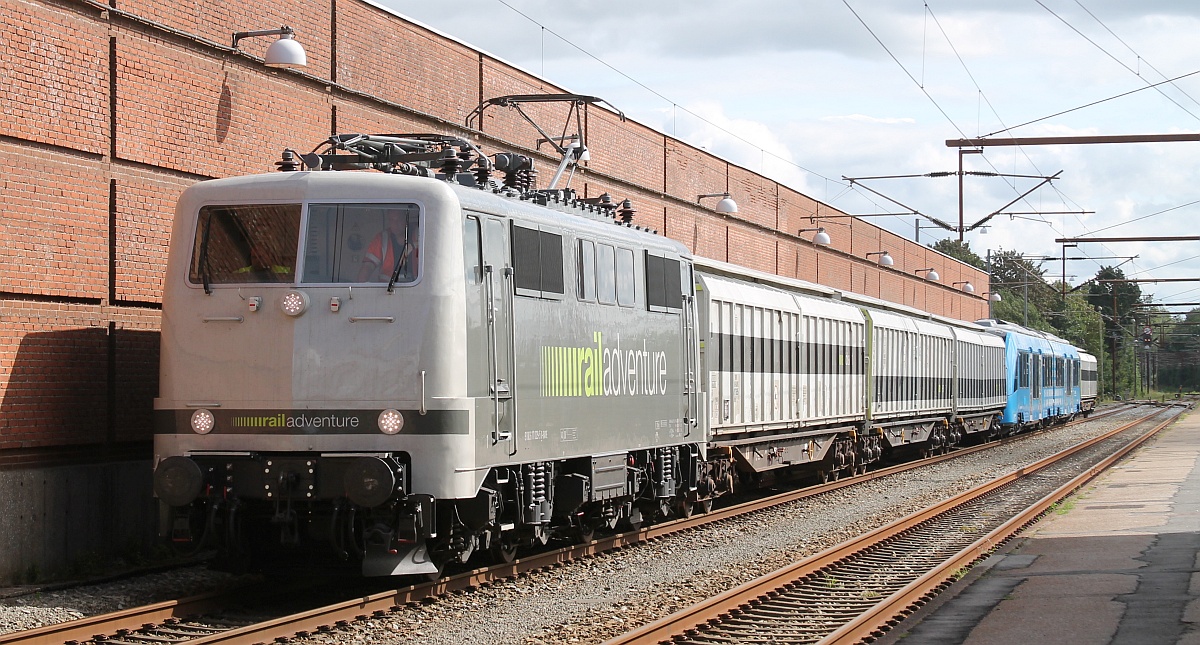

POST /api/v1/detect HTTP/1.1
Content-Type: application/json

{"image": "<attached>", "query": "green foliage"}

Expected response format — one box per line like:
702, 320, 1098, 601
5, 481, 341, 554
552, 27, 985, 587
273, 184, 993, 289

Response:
930, 239, 985, 270
988, 249, 1062, 328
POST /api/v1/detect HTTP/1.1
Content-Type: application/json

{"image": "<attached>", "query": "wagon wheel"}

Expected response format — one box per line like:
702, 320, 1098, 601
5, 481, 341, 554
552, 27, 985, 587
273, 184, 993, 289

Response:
699, 498, 714, 514
819, 470, 830, 484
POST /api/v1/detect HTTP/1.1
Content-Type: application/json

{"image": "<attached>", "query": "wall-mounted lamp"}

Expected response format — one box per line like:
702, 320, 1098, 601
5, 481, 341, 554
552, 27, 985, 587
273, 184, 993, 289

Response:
866, 251, 894, 267
232, 26, 308, 68
952, 281, 975, 294
915, 268, 940, 282
983, 291, 1001, 318
697, 192, 738, 213
799, 227, 831, 246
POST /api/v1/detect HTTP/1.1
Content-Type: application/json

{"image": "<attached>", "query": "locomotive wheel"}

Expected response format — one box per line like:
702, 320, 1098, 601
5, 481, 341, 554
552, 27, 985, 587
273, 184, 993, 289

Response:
676, 498, 694, 519
424, 561, 446, 582
491, 536, 519, 564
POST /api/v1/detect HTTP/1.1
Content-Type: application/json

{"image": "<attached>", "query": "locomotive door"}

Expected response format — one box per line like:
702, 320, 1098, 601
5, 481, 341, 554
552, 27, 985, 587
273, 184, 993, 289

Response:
1031, 353, 1042, 409
681, 261, 699, 436
483, 217, 516, 453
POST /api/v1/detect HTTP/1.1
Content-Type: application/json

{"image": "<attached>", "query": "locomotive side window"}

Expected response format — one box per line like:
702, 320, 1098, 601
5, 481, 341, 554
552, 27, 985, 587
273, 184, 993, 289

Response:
646, 252, 683, 312
596, 243, 616, 304
464, 216, 482, 284
578, 240, 596, 301
302, 203, 420, 284
616, 247, 636, 307
512, 224, 565, 299
190, 204, 301, 285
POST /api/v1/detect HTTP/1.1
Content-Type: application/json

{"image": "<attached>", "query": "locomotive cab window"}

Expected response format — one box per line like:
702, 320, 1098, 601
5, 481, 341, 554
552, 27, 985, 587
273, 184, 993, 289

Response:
189, 204, 301, 285
303, 203, 421, 284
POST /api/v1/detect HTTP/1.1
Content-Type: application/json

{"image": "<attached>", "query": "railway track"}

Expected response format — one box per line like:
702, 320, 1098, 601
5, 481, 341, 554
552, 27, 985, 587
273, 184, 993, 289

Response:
605, 404, 1184, 644
0, 403, 1150, 645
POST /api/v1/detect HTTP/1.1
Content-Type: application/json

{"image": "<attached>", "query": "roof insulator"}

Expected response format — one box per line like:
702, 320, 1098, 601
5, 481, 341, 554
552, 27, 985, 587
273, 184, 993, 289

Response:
617, 198, 636, 224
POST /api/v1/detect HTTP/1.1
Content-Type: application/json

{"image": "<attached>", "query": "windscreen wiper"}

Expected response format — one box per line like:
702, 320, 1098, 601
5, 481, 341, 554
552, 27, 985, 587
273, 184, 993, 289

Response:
199, 214, 214, 294
386, 244, 411, 293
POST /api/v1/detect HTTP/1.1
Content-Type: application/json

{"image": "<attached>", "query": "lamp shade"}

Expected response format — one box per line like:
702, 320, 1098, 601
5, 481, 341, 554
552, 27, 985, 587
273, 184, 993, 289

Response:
715, 196, 738, 213
264, 34, 307, 68
878, 253, 894, 267
812, 228, 831, 246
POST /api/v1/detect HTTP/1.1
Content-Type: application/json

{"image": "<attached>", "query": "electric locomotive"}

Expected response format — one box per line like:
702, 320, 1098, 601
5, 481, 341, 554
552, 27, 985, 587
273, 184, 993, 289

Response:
153, 134, 720, 575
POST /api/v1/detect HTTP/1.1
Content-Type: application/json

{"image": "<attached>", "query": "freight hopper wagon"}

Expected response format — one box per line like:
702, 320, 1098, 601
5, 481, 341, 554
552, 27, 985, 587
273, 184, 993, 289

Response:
695, 260, 1007, 483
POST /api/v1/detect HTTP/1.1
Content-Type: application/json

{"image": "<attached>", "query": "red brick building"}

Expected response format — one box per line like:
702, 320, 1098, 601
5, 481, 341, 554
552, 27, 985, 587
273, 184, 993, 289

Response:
0, 0, 988, 580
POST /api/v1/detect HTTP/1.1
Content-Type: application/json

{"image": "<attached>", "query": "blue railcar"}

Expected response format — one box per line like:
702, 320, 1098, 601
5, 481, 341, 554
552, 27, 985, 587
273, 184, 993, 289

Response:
976, 320, 1082, 432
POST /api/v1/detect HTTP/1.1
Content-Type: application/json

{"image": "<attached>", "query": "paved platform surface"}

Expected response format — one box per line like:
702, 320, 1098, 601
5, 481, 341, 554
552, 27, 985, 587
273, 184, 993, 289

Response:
883, 407, 1200, 645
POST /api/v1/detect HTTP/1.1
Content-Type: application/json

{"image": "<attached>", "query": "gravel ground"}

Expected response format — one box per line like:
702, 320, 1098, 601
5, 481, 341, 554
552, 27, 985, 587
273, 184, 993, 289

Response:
0, 405, 1161, 643
0, 566, 255, 635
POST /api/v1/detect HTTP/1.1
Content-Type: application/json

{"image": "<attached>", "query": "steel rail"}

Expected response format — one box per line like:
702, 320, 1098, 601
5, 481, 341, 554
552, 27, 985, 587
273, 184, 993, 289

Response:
0, 585, 261, 645
823, 406, 1183, 645
0, 404, 1134, 645
606, 405, 1178, 645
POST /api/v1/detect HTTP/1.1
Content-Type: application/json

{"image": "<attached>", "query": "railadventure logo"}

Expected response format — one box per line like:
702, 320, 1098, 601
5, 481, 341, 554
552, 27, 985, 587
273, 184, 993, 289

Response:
232, 413, 361, 429
542, 332, 669, 398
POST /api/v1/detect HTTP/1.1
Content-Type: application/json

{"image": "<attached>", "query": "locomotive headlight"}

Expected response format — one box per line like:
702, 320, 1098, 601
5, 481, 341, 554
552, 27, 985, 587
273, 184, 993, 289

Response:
378, 409, 405, 435
190, 409, 215, 434
280, 290, 310, 316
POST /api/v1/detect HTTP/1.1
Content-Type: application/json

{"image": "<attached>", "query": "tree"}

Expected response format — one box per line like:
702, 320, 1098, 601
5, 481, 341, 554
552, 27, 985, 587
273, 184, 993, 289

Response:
986, 249, 1059, 328
1155, 308, 1200, 393
1086, 266, 1143, 397
1085, 266, 1142, 330
929, 239, 985, 270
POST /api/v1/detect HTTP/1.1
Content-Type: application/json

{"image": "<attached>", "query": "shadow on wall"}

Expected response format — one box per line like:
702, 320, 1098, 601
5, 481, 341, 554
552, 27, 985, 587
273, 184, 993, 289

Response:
0, 326, 161, 584
0, 327, 160, 444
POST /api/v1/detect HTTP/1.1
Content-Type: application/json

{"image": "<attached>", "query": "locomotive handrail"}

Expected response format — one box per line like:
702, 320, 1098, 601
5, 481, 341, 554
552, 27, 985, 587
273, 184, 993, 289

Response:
202, 316, 244, 323
347, 316, 394, 323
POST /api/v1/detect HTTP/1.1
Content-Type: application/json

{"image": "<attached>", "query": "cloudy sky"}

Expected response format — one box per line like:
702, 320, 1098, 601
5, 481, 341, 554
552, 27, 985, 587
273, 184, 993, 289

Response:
378, 0, 1200, 306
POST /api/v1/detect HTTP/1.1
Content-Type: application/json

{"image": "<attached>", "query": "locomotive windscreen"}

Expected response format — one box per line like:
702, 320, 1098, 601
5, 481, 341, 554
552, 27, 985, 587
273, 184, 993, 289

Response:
304, 203, 421, 284
189, 204, 301, 285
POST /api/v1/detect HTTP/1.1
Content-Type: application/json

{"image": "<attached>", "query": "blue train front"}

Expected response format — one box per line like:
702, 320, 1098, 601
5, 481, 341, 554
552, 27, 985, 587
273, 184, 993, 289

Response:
976, 319, 1084, 432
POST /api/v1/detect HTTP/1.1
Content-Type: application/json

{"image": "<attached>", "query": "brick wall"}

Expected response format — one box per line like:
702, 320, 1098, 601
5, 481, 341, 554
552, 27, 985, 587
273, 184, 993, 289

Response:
1, 0, 988, 455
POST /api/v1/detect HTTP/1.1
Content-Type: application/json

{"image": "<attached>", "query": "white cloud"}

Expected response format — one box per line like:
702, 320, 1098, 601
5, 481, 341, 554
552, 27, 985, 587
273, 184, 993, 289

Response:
382, 0, 1200, 303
